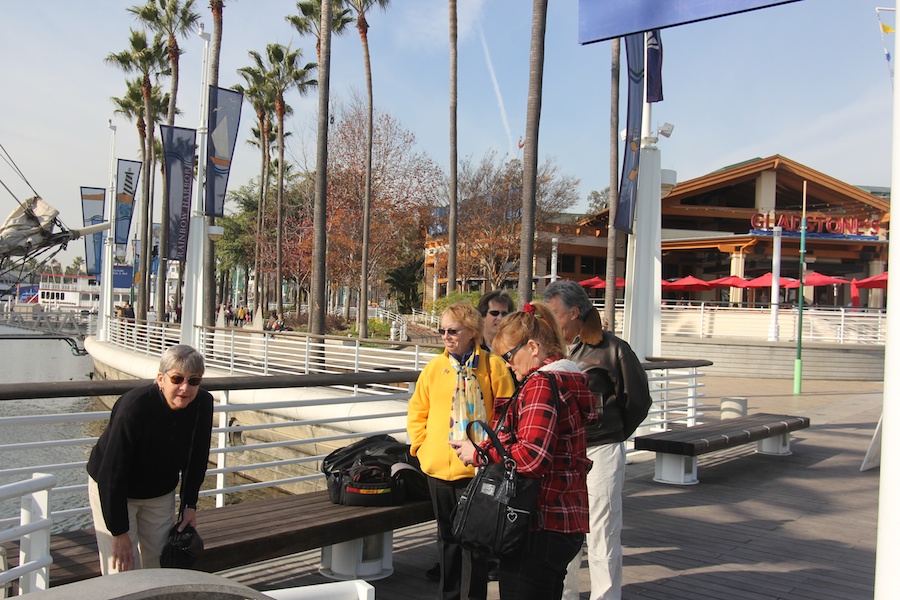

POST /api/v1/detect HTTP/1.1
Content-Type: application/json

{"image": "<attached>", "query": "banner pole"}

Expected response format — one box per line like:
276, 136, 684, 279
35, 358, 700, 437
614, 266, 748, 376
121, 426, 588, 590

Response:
98, 121, 116, 343
793, 181, 806, 394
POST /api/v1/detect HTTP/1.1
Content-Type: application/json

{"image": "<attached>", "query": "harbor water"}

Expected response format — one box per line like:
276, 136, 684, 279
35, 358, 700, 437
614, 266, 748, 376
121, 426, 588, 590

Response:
0, 325, 96, 531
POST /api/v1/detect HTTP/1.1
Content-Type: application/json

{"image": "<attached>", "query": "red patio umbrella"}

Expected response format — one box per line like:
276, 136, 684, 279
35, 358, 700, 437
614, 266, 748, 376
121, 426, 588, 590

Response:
665, 275, 713, 292
708, 275, 749, 288
744, 273, 797, 288
578, 277, 603, 288
784, 271, 849, 288
854, 272, 888, 289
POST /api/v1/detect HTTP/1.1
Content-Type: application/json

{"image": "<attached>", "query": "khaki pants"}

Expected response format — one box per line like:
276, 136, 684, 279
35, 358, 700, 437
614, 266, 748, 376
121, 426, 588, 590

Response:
88, 477, 175, 575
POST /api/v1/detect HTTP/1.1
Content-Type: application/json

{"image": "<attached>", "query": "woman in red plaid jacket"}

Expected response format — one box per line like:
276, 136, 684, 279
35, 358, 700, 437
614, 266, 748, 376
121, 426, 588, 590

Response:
451, 301, 598, 600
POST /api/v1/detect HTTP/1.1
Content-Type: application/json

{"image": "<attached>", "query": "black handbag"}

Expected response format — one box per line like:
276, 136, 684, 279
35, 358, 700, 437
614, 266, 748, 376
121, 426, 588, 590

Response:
160, 405, 204, 568
450, 372, 561, 558
160, 518, 204, 568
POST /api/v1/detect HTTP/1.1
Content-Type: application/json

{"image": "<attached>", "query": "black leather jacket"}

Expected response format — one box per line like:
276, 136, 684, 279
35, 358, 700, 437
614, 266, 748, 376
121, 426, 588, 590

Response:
569, 331, 652, 446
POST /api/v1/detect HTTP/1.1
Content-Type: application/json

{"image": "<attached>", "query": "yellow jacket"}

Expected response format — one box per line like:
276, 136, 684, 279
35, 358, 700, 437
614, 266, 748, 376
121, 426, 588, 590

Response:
407, 347, 515, 481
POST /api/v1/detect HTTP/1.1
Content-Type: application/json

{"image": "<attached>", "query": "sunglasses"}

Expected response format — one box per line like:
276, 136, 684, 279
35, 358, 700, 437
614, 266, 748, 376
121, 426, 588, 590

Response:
168, 373, 203, 386
487, 310, 509, 317
438, 328, 463, 336
501, 341, 527, 363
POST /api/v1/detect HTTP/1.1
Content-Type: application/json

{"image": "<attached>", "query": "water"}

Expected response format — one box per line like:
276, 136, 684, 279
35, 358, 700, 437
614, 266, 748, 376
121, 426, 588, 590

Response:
0, 325, 96, 531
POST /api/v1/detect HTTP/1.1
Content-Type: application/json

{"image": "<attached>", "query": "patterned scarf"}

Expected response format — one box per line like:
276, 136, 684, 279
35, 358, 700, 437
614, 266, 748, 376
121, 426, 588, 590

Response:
448, 350, 488, 444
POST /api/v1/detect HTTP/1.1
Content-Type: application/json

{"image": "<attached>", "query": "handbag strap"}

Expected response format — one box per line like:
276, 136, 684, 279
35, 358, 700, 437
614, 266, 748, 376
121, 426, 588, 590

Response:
465, 370, 562, 468
178, 402, 202, 521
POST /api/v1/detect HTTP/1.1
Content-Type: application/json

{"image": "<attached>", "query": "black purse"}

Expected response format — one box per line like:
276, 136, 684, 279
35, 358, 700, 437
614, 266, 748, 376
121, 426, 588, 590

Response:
450, 372, 561, 558
160, 404, 204, 568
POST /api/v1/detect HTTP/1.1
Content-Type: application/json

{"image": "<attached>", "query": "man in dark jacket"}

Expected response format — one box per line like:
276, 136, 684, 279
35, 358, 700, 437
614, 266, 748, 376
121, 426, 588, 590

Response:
87, 344, 213, 574
544, 281, 652, 600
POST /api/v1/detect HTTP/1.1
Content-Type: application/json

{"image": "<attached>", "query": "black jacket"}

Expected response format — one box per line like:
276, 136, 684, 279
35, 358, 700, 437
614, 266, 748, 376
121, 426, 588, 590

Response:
87, 383, 213, 535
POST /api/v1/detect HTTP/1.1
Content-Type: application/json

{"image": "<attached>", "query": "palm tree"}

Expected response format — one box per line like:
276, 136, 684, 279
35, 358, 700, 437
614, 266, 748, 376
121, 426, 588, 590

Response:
346, 0, 390, 338
106, 29, 168, 320
447, 0, 458, 296
244, 44, 316, 319
604, 39, 621, 332
516, 0, 548, 304
128, 0, 201, 319
69, 256, 85, 275
309, 0, 334, 336
235, 66, 275, 315
287, 0, 353, 61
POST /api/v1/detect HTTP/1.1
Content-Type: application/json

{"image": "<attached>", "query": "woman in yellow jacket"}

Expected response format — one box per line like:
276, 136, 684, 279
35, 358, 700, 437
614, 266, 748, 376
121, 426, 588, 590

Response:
408, 301, 515, 600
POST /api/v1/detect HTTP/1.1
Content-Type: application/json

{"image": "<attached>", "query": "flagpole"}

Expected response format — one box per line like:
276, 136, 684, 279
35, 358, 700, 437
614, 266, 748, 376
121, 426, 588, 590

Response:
98, 120, 116, 343
793, 181, 806, 394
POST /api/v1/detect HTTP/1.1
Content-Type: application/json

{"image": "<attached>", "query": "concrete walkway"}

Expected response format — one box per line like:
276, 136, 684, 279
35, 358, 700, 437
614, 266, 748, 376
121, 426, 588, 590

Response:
219, 376, 884, 599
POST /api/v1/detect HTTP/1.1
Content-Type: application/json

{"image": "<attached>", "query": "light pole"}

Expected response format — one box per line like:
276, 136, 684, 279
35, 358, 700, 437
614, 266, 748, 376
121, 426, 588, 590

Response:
768, 226, 782, 341
98, 120, 116, 342
179, 25, 212, 348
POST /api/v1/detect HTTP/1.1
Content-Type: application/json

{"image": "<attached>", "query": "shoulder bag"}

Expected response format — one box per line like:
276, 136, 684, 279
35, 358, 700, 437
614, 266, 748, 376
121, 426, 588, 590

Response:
450, 372, 561, 558
160, 403, 204, 568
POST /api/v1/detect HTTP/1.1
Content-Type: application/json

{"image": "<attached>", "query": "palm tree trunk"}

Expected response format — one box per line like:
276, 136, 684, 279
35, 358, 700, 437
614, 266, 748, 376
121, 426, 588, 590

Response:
137, 74, 154, 320
604, 38, 621, 332
276, 108, 285, 318
358, 20, 374, 339
517, 0, 548, 303
447, 0, 458, 296
310, 0, 332, 336
204, 0, 225, 328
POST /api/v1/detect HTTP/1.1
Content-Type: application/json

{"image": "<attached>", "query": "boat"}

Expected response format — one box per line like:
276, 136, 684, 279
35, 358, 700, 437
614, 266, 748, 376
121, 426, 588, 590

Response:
14, 268, 133, 314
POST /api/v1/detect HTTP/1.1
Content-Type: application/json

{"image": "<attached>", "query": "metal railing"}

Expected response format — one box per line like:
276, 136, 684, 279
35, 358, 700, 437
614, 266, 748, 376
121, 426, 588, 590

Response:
0, 474, 56, 594
0, 357, 709, 531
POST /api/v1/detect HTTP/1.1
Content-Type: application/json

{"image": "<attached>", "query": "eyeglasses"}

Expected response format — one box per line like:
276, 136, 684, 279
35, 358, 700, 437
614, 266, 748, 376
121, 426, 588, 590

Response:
501, 341, 527, 363
438, 328, 462, 336
487, 310, 509, 317
168, 373, 203, 386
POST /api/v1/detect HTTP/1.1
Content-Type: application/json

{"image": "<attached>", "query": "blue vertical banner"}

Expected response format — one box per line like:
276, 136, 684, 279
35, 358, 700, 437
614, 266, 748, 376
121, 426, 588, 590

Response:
646, 29, 664, 103
206, 86, 243, 217
614, 33, 645, 234
80, 187, 106, 275
114, 159, 142, 245
161, 125, 197, 262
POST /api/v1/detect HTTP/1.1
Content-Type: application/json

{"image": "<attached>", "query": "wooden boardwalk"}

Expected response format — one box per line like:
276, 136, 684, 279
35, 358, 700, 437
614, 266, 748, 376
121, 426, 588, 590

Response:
218, 378, 882, 599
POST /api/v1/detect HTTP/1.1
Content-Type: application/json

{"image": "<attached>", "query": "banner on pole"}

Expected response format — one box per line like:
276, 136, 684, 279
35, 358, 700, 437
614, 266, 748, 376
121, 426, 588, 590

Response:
80, 187, 106, 275
206, 86, 243, 217
115, 159, 142, 245
579, 0, 802, 44
161, 125, 197, 262
646, 29, 663, 103
614, 33, 645, 234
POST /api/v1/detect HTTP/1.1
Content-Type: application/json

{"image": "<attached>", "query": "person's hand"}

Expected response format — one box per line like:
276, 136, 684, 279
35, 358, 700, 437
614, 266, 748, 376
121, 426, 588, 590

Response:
448, 439, 477, 466
111, 532, 134, 572
179, 507, 198, 531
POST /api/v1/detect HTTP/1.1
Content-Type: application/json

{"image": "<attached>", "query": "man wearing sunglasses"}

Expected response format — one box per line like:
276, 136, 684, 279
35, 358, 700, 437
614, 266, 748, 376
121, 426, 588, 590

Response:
87, 344, 213, 574
476, 290, 516, 352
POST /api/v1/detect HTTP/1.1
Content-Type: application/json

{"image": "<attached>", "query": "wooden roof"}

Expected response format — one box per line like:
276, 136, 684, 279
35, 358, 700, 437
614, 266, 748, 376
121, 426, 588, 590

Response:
580, 155, 890, 228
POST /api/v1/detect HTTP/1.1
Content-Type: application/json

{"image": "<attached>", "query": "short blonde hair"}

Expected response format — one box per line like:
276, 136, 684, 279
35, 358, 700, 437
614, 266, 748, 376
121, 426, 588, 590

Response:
442, 301, 484, 349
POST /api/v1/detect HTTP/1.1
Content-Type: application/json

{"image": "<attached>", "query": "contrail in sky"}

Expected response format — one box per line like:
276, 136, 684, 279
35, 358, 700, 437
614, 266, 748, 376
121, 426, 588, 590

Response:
477, 24, 515, 157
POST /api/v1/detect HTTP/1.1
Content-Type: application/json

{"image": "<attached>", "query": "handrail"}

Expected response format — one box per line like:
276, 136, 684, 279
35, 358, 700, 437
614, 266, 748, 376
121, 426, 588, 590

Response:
0, 473, 56, 594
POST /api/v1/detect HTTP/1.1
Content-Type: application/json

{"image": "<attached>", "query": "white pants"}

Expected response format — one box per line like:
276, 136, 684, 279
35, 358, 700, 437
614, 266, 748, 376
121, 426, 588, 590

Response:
88, 477, 175, 575
562, 442, 625, 600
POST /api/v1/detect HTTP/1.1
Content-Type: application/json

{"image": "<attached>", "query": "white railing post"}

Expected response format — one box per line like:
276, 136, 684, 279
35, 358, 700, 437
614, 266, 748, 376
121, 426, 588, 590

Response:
699, 302, 706, 339
19, 473, 54, 594
216, 390, 229, 508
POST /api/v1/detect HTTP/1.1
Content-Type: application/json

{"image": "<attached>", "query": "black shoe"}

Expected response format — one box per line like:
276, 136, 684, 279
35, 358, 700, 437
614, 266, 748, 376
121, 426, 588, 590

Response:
426, 561, 440, 582
488, 564, 500, 581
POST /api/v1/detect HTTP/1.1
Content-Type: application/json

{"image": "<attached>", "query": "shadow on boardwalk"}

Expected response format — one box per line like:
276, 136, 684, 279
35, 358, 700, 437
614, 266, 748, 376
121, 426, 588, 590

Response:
221, 377, 882, 600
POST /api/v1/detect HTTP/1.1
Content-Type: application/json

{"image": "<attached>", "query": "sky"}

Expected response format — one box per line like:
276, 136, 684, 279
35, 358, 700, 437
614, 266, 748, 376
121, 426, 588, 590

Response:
0, 0, 894, 268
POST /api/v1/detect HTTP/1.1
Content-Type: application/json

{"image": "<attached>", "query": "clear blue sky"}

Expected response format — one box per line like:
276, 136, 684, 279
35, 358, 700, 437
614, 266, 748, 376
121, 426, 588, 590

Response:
0, 0, 893, 267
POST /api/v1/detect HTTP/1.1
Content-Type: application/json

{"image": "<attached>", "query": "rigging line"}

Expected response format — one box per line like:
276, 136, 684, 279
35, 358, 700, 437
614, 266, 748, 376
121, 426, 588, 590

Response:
0, 141, 40, 198
0, 177, 27, 209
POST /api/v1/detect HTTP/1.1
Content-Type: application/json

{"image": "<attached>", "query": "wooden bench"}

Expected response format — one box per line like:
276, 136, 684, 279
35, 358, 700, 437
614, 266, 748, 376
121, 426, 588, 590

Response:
3, 490, 434, 588
633, 413, 811, 485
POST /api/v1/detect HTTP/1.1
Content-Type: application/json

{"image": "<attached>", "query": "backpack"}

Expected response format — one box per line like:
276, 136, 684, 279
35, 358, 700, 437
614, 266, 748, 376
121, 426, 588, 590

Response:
322, 434, 429, 506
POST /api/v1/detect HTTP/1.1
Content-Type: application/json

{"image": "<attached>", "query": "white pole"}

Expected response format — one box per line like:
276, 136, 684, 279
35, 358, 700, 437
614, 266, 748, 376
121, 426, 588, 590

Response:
873, 3, 900, 594
768, 226, 782, 341
98, 121, 116, 343
550, 237, 559, 283
179, 25, 211, 349
622, 31, 662, 360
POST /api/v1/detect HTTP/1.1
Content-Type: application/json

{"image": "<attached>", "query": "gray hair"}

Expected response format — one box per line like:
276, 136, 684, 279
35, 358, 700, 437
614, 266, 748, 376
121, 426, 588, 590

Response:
543, 280, 594, 322
159, 344, 205, 375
